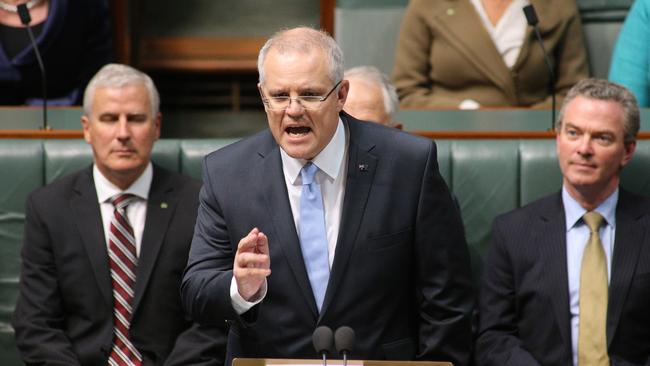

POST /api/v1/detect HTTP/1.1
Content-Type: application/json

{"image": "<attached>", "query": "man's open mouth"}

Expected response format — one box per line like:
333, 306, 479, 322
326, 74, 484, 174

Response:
286, 126, 311, 136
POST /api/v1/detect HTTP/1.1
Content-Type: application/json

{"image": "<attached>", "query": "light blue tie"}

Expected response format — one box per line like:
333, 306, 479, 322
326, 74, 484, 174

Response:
299, 162, 330, 312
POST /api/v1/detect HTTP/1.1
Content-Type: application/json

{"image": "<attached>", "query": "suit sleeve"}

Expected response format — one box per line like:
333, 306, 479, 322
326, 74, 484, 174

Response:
415, 141, 475, 366
11, 194, 82, 365
162, 322, 228, 366
181, 157, 244, 326
474, 219, 541, 366
392, 0, 439, 108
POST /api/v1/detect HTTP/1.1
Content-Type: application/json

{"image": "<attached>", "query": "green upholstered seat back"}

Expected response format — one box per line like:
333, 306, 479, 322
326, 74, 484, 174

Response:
181, 139, 240, 180
0, 140, 43, 366
44, 140, 93, 183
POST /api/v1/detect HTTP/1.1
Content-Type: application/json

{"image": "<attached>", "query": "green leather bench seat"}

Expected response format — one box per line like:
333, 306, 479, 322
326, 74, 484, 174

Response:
0, 141, 43, 366
1, 137, 649, 365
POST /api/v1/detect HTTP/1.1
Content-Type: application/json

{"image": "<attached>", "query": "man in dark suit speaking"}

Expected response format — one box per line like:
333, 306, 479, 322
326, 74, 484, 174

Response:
181, 27, 474, 366
476, 79, 650, 366
12, 64, 225, 366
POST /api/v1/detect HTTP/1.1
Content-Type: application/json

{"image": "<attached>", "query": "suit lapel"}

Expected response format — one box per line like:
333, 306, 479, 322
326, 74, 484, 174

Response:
70, 167, 113, 306
435, 0, 515, 97
536, 194, 572, 348
319, 117, 377, 318
607, 190, 646, 345
259, 141, 319, 316
131, 166, 177, 313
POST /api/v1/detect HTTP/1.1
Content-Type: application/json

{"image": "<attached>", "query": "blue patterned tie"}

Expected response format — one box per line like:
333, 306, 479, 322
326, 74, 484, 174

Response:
299, 162, 330, 312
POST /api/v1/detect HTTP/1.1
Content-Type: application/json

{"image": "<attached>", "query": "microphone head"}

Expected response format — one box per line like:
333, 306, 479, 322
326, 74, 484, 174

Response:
522, 4, 538, 26
312, 326, 334, 356
17, 4, 31, 25
334, 326, 355, 355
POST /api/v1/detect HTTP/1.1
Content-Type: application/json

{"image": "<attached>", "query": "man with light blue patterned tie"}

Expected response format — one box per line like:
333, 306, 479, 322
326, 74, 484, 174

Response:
182, 27, 474, 366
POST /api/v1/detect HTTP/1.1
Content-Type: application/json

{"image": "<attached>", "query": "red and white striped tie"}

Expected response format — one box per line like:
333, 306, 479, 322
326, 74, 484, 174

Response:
107, 194, 142, 366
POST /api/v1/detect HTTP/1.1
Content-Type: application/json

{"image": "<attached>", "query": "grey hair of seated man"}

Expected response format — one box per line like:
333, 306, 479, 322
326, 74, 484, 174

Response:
344, 65, 399, 126
83, 63, 160, 117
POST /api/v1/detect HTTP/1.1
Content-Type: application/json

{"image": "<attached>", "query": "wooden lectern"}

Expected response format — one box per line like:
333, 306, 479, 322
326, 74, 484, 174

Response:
233, 359, 452, 366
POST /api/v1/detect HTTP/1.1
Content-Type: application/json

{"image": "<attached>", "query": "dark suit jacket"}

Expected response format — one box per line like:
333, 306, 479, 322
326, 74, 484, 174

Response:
475, 189, 650, 366
181, 113, 475, 366
12, 165, 226, 366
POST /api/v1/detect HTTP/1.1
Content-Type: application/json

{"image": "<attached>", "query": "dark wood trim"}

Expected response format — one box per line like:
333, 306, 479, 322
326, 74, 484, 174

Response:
127, 1, 335, 72
414, 131, 557, 139
109, 0, 130, 64
0, 130, 84, 139
414, 131, 650, 139
321, 0, 335, 36
138, 37, 266, 73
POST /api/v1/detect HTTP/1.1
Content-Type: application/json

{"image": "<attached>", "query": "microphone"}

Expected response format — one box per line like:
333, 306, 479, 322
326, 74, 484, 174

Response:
334, 326, 355, 366
313, 326, 334, 366
17, 3, 49, 130
523, 4, 555, 131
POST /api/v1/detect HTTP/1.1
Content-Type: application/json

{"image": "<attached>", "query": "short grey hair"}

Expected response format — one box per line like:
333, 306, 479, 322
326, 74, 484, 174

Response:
344, 65, 399, 119
257, 27, 344, 85
556, 78, 639, 144
83, 63, 160, 117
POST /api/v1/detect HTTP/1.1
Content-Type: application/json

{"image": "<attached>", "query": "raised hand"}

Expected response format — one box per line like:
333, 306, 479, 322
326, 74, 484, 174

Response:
233, 227, 271, 301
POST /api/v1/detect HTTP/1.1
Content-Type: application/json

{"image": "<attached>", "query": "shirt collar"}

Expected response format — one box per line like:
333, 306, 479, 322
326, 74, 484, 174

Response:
93, 162, 153, 203
281, 117, 346, 184
562, 185, 618, 231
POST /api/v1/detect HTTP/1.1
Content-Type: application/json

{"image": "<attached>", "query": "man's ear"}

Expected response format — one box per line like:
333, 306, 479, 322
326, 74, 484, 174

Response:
336, 79, 350, 112
81, 115, 92, 144
621, 140, 637, 168
154, 113, 162, 140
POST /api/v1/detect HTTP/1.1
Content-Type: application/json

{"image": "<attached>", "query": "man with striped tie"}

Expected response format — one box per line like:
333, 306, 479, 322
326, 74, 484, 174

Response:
12, 64, 225, 366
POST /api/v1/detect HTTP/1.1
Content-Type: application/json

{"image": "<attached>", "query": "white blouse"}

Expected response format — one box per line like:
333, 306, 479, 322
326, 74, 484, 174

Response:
470, 0, 530, 69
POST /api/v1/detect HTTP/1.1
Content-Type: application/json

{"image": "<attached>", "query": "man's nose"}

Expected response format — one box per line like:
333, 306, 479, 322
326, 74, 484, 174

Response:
116, 117, 131, 139
576, 135, 593, 155
285, 98, 305, 116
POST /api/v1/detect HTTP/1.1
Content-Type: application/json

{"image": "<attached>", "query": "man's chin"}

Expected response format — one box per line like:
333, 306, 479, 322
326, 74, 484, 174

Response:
106, 160, 147, 175
280, 143, 316, 160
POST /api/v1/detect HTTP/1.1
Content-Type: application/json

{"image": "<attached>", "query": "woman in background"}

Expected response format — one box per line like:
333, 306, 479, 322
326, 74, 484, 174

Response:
0, 0, 111, 105
609, 0, 650, 107
392, 0, 589, 109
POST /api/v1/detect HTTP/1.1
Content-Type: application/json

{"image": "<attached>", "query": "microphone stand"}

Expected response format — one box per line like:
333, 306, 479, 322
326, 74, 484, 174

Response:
17, 4, 49, 130
523, 4, 555, 131
532, 26, 556, 131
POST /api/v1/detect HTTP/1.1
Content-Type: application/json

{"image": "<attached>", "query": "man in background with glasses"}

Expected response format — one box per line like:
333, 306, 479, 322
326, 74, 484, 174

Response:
182, 27, 474, 366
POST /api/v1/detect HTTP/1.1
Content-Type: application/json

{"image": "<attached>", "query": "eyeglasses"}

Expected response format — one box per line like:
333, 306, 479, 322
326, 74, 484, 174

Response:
261, 80, 342, 111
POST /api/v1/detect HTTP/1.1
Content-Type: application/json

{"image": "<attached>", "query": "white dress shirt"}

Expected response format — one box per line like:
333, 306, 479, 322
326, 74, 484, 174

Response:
231, 118, 349, 314
470, 0, 529, 69
93, 162, 153, 256
563, 186, 617, 366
